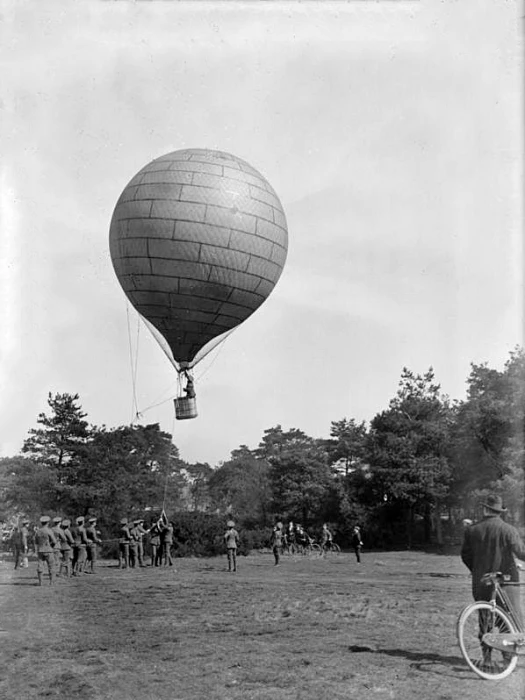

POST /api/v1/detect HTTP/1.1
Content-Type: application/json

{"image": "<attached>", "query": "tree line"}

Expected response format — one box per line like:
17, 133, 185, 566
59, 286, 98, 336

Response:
1, 348, 523, 551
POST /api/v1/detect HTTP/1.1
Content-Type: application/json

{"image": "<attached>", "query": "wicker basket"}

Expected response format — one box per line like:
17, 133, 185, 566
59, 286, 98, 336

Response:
174, 397, 198, 420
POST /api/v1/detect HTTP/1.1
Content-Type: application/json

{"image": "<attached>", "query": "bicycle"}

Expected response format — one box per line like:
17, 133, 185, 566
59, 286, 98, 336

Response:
295, 539, 321, 556
320, 541, 341, 556
456, 571, 525, 680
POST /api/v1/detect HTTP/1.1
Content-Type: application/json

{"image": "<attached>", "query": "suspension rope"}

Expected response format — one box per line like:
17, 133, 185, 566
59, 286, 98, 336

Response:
194, 335, 230, 383
126, 303, 140, 423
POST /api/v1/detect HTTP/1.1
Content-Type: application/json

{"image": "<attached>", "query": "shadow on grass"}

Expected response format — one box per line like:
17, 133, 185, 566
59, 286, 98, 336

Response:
375, 647, 471, 676
0, 580, 40, 586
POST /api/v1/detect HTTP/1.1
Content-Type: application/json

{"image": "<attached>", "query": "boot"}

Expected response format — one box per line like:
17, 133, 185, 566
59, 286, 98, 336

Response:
37, 572, 43, 586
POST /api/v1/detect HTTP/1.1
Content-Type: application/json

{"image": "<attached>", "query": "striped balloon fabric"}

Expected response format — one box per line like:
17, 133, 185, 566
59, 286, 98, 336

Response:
109, 148, 288, 368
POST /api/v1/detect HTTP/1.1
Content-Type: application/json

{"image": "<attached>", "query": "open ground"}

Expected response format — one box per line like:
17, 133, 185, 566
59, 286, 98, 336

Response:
0, 550, 523, 700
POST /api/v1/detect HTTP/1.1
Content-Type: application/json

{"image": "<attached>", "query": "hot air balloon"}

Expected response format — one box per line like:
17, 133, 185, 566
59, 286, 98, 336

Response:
109, 148, 288, 419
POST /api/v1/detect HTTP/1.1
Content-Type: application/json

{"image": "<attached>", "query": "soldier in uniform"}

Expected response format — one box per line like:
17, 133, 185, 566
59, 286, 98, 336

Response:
270, 521, 283, 566
224, 520, 240, 572
71, 516, 89, 575
34, 516, 57, 586
85, 517, 102, 573
118, 518, 131, 569
149, 519, 162, 567
11, 519, 29, 570
128, 520, 140, 568
351, 526, 364, 563
134, 519, 148, 567
59, 518, 74, 578
161, 520, 174, 567
51, 517, 65, 574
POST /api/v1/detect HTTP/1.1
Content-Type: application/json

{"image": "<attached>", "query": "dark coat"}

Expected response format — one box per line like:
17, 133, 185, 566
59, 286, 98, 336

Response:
461, 514, 525, 601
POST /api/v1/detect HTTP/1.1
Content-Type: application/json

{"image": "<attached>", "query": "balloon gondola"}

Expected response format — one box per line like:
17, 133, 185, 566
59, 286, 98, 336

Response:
109, 148, 288, 419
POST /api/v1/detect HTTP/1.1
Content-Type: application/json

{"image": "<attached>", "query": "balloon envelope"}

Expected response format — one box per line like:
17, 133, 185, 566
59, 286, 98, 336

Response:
109, 149, 288, 368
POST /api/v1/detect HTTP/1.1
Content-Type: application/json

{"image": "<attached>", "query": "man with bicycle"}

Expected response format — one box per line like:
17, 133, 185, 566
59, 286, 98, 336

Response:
460, 494, 525, 623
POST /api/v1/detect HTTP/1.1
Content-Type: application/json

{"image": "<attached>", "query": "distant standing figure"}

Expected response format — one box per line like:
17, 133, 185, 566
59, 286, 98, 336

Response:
321, 523, 333, 554
461, 494, 525, 624
224, 520, 239, 572
71, 516, 89, 575
129, 520, 141, 568
11, 519, 29, 570
118, 518, 131, 569
287, 521, 296, 552
135, 519, 148, 567
51, 517, 64, 573
59, 519, 74, 578
149, 520, 161, 566
34, 516, 58, 586
271, 522, 284, 566
85, 517, 102, 573
160, 520, 174, 567
351, 526, 363, 563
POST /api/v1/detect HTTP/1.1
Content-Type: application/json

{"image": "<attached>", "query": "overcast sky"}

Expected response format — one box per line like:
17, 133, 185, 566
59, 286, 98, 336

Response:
1, 1, 523, 466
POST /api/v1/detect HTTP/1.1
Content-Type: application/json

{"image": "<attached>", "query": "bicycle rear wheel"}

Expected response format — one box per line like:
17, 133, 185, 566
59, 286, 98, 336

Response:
457, 602, 518, 680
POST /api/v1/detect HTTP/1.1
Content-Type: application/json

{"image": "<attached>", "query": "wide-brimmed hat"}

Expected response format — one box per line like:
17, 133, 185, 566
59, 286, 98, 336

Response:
227, 520, 235, 527
120, 518, 128, 525
62, 519, 71, 527
88, 517, 97, 523
40, 516, 50, 524
52, 516, 62, 524
482, 494, 507, 513
76, 516, 85, 523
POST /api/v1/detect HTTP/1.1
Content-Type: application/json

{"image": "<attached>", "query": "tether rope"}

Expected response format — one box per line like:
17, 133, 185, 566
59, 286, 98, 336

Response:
126, 303, 140, 423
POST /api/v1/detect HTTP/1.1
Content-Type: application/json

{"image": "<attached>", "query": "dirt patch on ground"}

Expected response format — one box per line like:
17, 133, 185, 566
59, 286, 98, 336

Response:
0, 550, 523, 699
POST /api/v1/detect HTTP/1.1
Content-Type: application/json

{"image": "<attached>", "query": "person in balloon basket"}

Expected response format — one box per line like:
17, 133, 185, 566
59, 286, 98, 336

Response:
351, 527, 363, 563
271, 521, 284, 566
224, 521, 240, 572
184, 372, 196, 400
59, 519, 75, 578
34, 516, 58, 586
118, 518, 131, 569
461, 494, 525, 625
11, 518, 30, 570
85, 517, 102, 573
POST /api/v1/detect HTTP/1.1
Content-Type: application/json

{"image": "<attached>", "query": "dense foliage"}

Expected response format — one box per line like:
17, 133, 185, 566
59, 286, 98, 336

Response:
1, 349, 523, 552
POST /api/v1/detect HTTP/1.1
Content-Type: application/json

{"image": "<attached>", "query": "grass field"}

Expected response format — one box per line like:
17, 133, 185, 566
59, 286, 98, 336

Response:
1, 549, 524, 700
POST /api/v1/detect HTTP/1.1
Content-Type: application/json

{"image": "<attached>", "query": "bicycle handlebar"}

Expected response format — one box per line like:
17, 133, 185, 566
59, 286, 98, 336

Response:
481, 571, 524, 586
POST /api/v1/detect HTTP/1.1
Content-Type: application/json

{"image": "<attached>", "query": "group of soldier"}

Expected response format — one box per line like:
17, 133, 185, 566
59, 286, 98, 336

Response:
9, 512, 178, 585
117, 515, 175, 569
17, 514, 102, 586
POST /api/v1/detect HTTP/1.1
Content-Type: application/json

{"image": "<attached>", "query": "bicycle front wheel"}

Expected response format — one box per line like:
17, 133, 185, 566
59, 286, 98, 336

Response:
457, 602, 518, 680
